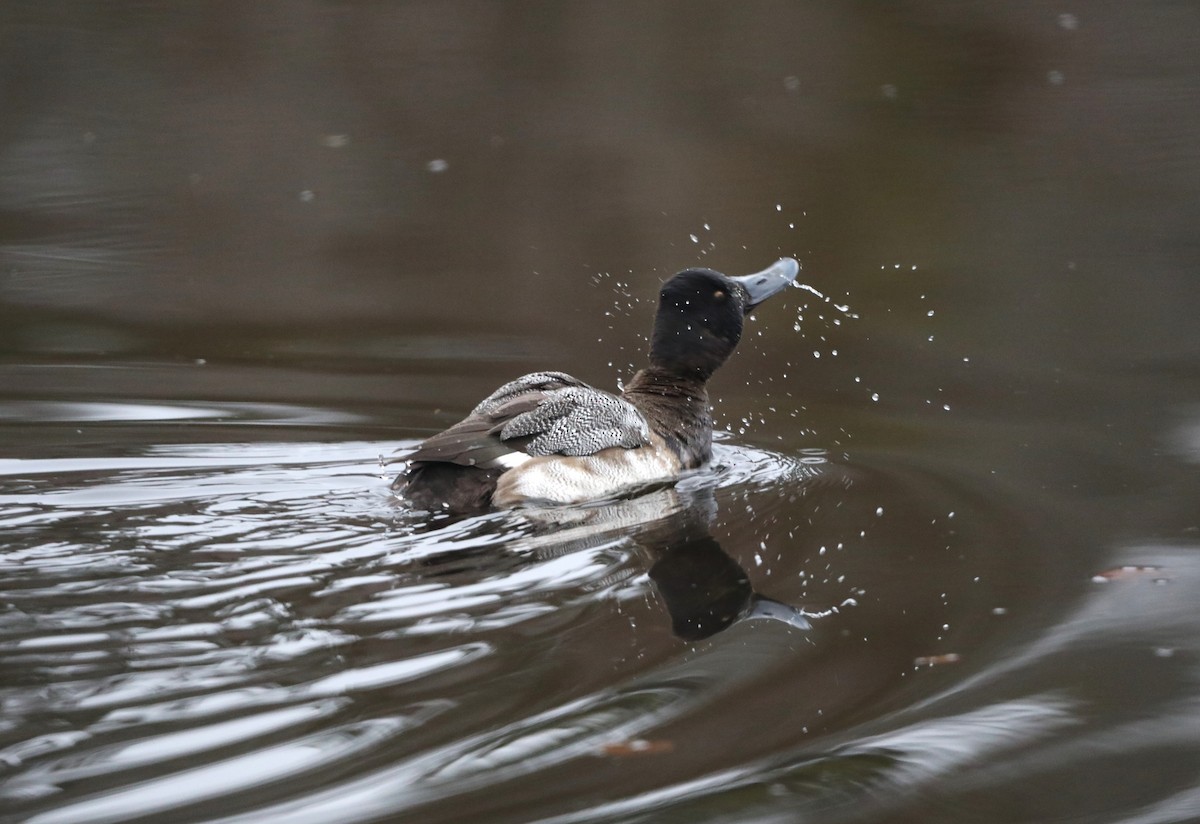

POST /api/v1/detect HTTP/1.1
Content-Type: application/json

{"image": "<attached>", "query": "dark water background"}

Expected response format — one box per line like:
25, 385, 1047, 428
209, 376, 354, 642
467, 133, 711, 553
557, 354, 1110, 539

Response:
3, 3, 1200, 822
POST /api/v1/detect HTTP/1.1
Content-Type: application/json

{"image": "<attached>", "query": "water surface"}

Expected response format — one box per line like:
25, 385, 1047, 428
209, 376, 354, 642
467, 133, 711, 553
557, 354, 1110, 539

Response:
3, 3, 1200, 823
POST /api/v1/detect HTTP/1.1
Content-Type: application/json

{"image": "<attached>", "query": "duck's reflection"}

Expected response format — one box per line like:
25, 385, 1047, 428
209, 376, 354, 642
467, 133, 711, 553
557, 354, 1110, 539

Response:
648, 533, 811, 640
512, 481, 814, 641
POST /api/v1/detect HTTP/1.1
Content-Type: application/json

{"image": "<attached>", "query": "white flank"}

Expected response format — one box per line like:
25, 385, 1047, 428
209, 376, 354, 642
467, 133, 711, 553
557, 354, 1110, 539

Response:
493, 442, 680, 506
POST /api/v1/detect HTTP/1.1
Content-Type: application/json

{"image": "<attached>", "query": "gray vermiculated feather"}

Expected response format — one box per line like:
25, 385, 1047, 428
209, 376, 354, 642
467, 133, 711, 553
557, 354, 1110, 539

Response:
498, 386, 650, 456
470, 372, 583, 416
401, 371, 648, 470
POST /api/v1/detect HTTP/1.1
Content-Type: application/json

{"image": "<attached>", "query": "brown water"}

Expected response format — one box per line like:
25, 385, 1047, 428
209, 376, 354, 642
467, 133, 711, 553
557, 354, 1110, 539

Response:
3, 3, 1200, 823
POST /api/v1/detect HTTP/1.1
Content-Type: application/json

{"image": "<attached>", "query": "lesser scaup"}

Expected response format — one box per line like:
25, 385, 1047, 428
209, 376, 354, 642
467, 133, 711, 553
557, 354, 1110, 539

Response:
395, 258, 800, 512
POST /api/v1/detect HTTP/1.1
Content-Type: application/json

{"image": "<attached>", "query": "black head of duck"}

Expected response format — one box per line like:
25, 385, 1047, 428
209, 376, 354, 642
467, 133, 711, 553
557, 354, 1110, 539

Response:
648, 261, 800, 380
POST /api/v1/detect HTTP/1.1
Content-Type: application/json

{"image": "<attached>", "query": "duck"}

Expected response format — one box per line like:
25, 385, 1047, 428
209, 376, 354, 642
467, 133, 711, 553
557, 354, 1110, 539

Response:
394, 258, 800, 513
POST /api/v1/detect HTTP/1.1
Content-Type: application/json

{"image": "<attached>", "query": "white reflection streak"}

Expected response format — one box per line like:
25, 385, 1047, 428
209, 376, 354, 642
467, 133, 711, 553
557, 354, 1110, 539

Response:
0, 441, 406, 478
835, 694, 1078, 781
8, 701, 346, 784
22, 719, 407, 824
1120, 783, 1200, 824
301, 648, 488, 696
94, 644, 489, 725
15, 647, 487, 824
202, 686, 694, 824
950, 695, 1200, 804
1, 248, 128, 265
334, 546, 628, 625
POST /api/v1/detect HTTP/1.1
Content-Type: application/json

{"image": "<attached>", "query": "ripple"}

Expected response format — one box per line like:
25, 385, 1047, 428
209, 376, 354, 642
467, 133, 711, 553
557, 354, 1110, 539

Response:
21, 718, 413, 824
707, 442, 831, 491
2, 431, 1194, 824
2, 701, 345, 783
0, 400, 362, 426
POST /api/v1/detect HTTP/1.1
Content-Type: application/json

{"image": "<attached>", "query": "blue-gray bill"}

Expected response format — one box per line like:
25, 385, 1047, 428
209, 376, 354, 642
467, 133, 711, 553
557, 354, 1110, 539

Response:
732, 257, 800, 310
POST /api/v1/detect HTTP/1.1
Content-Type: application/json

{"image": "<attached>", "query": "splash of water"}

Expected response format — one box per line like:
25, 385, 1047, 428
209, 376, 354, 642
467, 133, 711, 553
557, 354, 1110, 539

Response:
791, 281, 859, 319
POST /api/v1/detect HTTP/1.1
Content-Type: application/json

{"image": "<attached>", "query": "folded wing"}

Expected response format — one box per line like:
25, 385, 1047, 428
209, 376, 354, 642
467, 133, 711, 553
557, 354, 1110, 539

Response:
404, 371, 650, 470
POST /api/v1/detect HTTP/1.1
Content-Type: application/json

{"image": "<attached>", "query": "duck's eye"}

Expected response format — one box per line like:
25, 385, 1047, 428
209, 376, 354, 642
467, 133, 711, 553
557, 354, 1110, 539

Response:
713, 290, 727, 301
